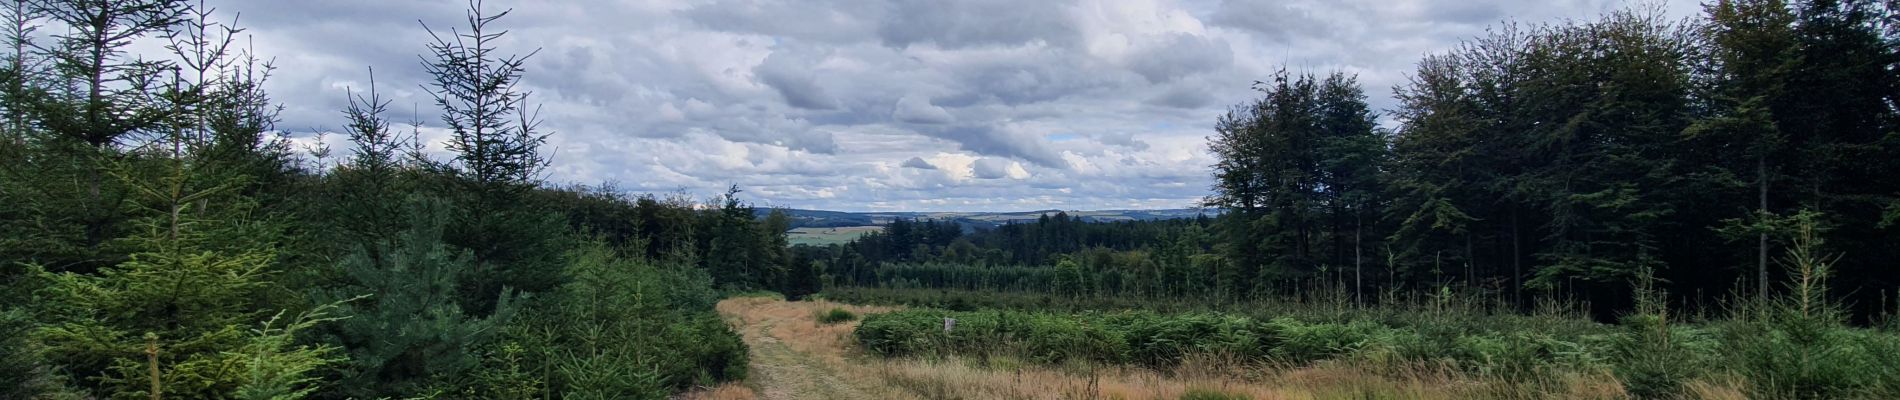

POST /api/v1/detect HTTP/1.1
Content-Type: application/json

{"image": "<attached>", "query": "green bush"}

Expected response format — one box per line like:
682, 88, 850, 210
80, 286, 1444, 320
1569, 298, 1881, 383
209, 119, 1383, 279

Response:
1111, 312, 1267, 367
727, 290, 786, 300
1180, 388, 1250, 400
857, 307, 1606, 377
817, 308, 858, 324
486, 239, 748, 399
1599, 312, 1715, 398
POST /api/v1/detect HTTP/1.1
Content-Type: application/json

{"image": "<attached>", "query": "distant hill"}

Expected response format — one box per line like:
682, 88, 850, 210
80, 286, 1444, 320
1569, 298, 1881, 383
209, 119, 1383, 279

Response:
757, 208, 1219, 230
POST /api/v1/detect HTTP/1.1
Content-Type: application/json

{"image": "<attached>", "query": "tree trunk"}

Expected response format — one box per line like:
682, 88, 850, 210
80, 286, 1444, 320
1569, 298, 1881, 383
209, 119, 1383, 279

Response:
1354, 211, 1363, 305
1512, 205, 1524, 309
1465, 232, 1475, 288
1758, 152, 1768, 300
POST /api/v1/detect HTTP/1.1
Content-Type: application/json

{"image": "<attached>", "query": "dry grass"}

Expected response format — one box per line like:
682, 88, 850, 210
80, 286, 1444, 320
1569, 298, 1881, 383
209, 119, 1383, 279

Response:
714, 297, 1664, 400
1682, 376, 1750, 400
677, 383, 758, 400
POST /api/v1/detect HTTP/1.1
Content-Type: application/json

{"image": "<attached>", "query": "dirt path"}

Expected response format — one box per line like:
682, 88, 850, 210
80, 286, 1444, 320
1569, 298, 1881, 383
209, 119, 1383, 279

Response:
710, 297, 910, 400
742, 316, 876, 399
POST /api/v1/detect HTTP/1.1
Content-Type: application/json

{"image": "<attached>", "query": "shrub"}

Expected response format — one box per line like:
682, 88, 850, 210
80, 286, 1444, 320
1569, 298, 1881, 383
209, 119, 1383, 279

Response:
847, 274, 1900, 400
817, 308, 858, 324
492, 239, 749, 399
1180, 388, 1250, 400
1266, 318, 1390, 363
1113, 312, 1266, 367
727, 291, 785, 300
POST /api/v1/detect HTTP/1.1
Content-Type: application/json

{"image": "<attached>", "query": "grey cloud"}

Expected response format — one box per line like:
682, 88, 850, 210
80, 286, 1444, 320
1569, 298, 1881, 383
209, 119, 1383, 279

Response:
1148, 84, 1216, 109
971, 158, 1014, 179
1127, 33, 1233, 83
700, 112, 841, 154
755, 50, 841, 110
901, 156, 938, 169
1095, 132, 1151, 151
1208, 1, 1329, 42
875, 0, 1080, 49
940, 47, 1123, 106
931, 125, 1068, 170
1429, 2, 1506, 24
892, 95, 954, 124
680, 0, 876, 43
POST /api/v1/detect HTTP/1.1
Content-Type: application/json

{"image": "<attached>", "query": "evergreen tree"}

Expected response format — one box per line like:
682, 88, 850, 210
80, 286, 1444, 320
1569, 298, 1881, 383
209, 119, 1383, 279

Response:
1519, 10, 1695, 295
1780, 0, 1900, 310
1313, 73, 1388, 301
504, 239, 743, 398
32, 141, 293, 398
1691, 0, 1799, 299
704, 185, 757, 288
22, 0, 188, 270
319, 196, 516, 398
1208, 71, 1383, 297
418, 0, 563, 313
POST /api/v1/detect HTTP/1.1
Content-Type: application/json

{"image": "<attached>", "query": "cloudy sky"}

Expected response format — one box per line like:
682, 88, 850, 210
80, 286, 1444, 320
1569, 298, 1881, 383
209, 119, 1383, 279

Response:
221, 0, 1699, 212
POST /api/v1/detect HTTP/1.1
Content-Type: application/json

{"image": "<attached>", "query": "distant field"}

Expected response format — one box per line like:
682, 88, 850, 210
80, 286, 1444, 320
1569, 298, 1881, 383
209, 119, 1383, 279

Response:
787, 225, 882, 246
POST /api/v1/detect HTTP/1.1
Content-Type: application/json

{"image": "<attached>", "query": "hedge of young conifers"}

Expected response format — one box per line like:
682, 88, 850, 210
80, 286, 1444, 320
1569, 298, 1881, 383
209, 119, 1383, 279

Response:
856, 308, 1593, 369
854, 307, 1900, 398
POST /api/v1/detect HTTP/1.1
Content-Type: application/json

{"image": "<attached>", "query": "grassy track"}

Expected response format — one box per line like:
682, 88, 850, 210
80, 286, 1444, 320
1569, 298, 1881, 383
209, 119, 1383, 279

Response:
687, 297, 908, 400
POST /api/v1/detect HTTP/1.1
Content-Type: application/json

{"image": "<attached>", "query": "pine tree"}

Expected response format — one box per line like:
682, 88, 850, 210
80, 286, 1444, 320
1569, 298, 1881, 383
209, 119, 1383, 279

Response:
23, 0, 189, 271
319, 196, 516, 398
419, 0, 563, 313
31, 139, 290, 398
1693, 0, 1799, 300
1779, 0, 1900, 311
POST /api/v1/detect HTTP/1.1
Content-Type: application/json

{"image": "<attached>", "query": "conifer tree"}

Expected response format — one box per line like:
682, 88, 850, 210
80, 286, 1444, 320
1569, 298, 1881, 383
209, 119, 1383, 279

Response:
319, 196, 516, 398
1692, 0, 1799, 299
24, 0, 188, 270
31, 132, 291, 398
419, 0, 563, 313
704, 185, 757, 288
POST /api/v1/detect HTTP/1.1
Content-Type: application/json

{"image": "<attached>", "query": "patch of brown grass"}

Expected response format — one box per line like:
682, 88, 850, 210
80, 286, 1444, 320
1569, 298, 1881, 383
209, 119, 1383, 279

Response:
1682, 375, 1750, 400
677, 383, 757, 400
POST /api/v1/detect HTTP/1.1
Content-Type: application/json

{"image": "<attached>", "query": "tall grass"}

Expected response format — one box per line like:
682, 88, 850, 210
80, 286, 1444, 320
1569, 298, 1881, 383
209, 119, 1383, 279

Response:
816, 308, 858, 324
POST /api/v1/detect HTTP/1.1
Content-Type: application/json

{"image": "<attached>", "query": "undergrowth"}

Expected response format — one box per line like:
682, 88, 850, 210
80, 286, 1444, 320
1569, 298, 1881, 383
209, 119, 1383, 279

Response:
851, 213, 1900, 399
816, 308, 858, 324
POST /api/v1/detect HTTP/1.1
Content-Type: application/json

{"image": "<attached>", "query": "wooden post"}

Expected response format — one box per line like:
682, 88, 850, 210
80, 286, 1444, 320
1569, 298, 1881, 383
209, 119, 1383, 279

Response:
145, 332, 161, 400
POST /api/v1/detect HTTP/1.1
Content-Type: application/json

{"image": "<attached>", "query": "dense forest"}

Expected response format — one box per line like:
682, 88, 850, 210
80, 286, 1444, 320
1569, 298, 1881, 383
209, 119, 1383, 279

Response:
817, 0, 1900, 322
0, 1, 809, 398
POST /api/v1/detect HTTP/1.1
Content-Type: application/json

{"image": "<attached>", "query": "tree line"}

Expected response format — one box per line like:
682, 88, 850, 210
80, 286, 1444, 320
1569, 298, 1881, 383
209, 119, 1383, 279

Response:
816, 1, 1900, 320
0, 1, 799, 398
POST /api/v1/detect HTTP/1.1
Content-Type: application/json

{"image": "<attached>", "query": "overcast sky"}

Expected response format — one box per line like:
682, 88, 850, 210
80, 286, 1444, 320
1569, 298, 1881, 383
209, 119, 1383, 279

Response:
221, 0, 1700, 212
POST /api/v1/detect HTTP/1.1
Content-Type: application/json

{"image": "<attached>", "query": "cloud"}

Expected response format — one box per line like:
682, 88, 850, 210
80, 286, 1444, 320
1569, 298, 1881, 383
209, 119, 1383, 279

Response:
901, 156, 938, 169
1126, 33, 1233, 83
679, 0, 877, 43
1207, 1, 1328, 42
754, 49, 841, 110
1148, 83, 1215, 109
874, 0, 1081, 49
892, 95, 954, 124
203, 0, 1692, 211
971, 157, 1027, 180
927, 125, 1069, 170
